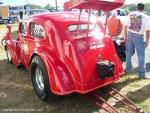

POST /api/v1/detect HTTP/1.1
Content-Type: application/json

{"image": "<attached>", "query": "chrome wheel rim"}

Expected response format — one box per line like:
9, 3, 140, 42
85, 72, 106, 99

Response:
35, 67, 44, 91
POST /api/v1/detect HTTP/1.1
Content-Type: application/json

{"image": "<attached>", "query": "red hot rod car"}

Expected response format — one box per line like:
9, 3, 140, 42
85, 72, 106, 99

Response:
3, 0, 124, 101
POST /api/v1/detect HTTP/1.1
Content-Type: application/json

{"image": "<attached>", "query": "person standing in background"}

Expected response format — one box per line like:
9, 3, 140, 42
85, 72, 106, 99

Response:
124, 3, 150, 79
19, 11, 23, 19
107, 11, 123, 37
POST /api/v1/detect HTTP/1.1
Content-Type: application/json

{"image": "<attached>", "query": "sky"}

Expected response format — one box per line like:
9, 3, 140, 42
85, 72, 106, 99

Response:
1, 0, 150, 7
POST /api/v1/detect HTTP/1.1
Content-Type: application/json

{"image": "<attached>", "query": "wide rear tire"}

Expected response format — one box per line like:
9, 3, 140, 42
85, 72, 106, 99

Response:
30, 56, 58, 102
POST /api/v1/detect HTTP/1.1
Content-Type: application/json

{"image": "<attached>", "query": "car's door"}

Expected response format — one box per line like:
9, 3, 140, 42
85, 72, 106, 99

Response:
28, 21, 48, 56
18, 21, 31, 68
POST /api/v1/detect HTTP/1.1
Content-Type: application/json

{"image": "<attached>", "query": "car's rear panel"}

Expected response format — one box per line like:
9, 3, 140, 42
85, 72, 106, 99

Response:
64, 31, 124, 93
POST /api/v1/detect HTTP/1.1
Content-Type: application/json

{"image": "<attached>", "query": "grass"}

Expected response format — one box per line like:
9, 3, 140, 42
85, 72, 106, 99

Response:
11, 30, 18, 39
0, 24, 150, 113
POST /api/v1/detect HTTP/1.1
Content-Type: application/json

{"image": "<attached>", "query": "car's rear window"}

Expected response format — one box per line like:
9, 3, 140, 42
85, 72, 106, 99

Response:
68, 24, 100, 32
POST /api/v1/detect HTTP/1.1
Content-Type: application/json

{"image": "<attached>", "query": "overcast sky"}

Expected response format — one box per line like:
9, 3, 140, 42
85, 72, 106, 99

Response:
2, 0, 150, 6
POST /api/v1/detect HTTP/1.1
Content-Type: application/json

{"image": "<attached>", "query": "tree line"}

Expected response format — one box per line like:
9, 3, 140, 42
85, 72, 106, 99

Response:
27, 4, 56, 11
27, 3, 150, 13
122, 3, 150, 13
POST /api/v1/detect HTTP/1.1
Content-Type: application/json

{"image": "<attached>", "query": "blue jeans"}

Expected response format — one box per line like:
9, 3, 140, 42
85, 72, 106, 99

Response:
126, 31, 146, 76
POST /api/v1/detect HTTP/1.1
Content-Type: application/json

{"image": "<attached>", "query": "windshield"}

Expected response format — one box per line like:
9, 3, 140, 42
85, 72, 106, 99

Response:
68, 23, 104, 39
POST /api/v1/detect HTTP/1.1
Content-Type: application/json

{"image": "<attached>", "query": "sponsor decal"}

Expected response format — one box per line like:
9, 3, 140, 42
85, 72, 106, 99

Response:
90, 42, 104, 50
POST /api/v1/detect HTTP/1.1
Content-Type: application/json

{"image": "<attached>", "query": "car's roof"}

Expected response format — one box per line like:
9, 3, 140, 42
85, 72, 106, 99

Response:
30, 11, 94, 23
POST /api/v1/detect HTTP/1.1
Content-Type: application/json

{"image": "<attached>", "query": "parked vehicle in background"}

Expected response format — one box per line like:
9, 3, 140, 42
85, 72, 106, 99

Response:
0, 5, 9, 23
16, 9, 50, 21
9, 10, 17, 22
28, 9, 50, 16
0, 5, 17, 24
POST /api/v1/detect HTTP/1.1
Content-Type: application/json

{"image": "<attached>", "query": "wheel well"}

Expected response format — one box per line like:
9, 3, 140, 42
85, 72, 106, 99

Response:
4, 45, 7, 51
30, 54, 52, 85
30, 53, 39, 65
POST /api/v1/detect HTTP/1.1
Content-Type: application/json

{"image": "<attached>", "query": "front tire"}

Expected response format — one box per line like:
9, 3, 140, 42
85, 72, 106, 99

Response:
30, 56, 57, 101
3, 19, 8, 24
6, 46, 12, 64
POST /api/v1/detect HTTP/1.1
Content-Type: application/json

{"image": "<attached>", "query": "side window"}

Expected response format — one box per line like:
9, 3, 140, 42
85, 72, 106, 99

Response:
20, 22, 28, 35
30, 23, 46, 38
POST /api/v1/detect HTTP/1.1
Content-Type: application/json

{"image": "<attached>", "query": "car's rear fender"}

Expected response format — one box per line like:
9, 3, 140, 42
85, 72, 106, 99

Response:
30, 49, 75, 95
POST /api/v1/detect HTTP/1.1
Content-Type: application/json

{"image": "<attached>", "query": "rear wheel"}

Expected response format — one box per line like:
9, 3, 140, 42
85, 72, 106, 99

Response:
30, 56, 58, 102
